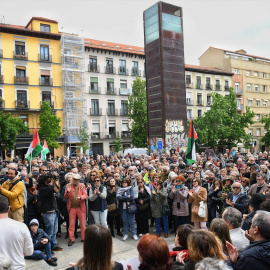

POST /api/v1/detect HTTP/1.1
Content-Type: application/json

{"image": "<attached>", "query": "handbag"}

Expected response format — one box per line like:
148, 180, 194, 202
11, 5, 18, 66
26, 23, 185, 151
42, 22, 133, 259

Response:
107, 202, 117, 212
192, 205, 199, 215
157, 194, 170, 216
198, 201, 206, 218
137, 202, 149, 211
127, 202, 137, 214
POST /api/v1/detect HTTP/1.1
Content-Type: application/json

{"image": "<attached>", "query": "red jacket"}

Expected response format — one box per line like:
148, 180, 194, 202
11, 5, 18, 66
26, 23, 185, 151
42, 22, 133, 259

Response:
64, 183, 87, 213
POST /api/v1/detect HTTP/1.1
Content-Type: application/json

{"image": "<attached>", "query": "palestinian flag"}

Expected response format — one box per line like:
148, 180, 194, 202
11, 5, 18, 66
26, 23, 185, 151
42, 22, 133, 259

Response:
41, 139, 50, 160
25, 128, 43, 161
186, 119, 198, 165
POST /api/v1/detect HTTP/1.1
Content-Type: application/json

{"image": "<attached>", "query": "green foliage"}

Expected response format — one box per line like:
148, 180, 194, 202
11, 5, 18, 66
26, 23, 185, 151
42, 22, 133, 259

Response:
193, 88, 255, 149
261, 113, 270, 146
78, 120, 90, 153
112, 137, 123, 153
0, 112, 28, 153
39, 102, 61, 149
127, 77, 147, 148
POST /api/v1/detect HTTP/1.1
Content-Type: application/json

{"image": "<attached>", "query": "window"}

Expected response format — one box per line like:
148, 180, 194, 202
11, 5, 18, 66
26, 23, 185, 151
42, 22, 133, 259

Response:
186, 92, 192, 105
109, 122, 116, 137
207, 95, 211, 106
197, 94, 202, 105
18, 115, 28, 127
234, 82, 239, 91
17, 90, 27, 107
40, 24, 50, 32
107, 78, 114, 93
255, 85, 259, 92
196, 76, 202, 88
256, 114, 260, 121
119, 60, 126, 74
108, 100, 115, 115
41, 75, 50, 85
89, 57, 98, 72
256, 100, 260, 107
206, 77, 211, 89
262, 85, 266, 93
40, 45, 50, 61
187, 109, 192, 120
224, 80, 229, 90
15, 41, 25, 56
120, 80, 127, 89
106, 59, 113, 73
235, 69, 239, 74
42, 91, 52, 107
91, 122, 100, 138
262, 72, 266, 78
0, 89, 3, 108
16, 67, 26, 77
132, 61, 139, 76
90, 77, 98, 93
121, 120, 129, 137
121, 100, 128, 115
247, 100, 252, 106
263, 101, 268, 107
256, 128, 261, 136
186, 75, 191, 87
247, 84, 251, 91
249, 129, 253, 135
197, 109, 202, 117
254, 71, 258, 77
246, 70, 251, 76
215, 79, 221, 90
91, 99, 99, 115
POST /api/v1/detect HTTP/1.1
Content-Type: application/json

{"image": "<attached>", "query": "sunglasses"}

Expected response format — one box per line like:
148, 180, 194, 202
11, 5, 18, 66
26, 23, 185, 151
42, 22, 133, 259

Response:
42, 170, 47, 172
90, 175, 96, 176
233, 187, 240, 189
176, 180, 181, 182
241, 181, 246, 183
138, 182, 143, 184
94, 180, 100, 182
193, 180, 198, 183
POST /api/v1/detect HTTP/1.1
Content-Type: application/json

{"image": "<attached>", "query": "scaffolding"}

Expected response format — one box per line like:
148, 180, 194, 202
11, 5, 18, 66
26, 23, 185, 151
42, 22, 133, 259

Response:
61, 33, 87, 144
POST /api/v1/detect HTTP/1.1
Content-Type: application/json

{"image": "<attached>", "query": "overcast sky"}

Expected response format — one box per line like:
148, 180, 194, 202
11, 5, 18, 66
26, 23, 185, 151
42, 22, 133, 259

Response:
1, 0, 270, 65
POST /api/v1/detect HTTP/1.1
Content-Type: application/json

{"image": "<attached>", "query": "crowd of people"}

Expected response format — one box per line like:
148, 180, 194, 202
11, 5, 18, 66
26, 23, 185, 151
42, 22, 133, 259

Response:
0, 148, 270, 269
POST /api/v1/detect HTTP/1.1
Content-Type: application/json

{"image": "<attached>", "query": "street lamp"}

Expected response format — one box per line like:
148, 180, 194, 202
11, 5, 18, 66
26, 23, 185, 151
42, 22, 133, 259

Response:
250, 132, 253, 154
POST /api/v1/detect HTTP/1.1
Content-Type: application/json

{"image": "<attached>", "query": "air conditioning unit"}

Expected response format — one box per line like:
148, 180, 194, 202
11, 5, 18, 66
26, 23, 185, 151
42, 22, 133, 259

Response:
106, 134, 111, 138
92, 135, 98, 139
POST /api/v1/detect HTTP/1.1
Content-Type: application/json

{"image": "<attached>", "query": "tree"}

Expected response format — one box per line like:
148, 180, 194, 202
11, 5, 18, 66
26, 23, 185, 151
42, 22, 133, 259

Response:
78, 120, 90, 154
127, 77, 147, 148
261, 113, 270, 146
39, 102, 61, 149
193, 88, 255, 149
112, 137, 123, 153
0, 112, 28, 155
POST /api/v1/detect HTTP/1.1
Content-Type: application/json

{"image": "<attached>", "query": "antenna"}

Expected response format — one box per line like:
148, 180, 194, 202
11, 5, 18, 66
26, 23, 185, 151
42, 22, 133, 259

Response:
0, 15, 5, 24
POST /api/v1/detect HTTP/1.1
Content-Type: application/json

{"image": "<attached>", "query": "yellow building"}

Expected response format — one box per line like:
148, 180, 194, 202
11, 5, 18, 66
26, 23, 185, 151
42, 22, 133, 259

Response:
184, 64, 233, 120
0, 17, 64, 158
199, 47, 270, 152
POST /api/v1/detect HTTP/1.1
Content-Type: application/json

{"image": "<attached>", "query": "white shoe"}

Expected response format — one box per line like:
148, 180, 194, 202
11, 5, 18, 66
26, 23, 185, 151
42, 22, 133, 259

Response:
139, 234, 143, 237
123, 234, 128, 241
133, 234, 138, 240
146, 233, 149, 235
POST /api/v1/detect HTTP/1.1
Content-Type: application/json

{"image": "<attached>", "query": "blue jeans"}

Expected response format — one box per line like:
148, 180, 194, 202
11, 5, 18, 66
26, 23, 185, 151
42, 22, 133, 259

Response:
26, 242, 52, 261
43, 212, 58, 248
122, 209, 136, 235
155, 215, 169, 234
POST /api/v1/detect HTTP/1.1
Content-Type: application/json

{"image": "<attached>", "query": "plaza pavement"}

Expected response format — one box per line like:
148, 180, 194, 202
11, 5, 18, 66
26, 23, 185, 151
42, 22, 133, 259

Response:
25, 226, 175, 270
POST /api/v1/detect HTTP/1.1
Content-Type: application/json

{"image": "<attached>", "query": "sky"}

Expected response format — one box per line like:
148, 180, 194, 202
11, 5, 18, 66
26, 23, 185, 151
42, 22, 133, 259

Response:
1, 0, 270, 65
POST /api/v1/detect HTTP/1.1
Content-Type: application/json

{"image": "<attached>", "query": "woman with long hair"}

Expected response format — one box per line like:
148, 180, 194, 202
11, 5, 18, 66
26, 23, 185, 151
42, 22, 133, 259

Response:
209, 218, 232, 255
127, 235, 172, 270
66, 225, 123, 270
207, 179, 223, 220
241, 177, 250, 195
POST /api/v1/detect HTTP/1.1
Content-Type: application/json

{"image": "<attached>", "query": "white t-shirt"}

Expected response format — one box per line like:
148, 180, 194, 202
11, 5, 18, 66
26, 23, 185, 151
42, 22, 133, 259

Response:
230, 227, 250, 253
0, 218, 33, 270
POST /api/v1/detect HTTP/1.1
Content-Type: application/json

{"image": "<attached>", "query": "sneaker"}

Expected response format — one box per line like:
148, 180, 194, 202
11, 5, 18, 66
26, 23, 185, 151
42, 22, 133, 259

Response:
52, 246, 63, 251
139, 234, 143, 237
153, 228, 156, 232
51, 257, 57, 262
133, 235, 138, 240
123, 234, 128, 241
47, 259, 57, 267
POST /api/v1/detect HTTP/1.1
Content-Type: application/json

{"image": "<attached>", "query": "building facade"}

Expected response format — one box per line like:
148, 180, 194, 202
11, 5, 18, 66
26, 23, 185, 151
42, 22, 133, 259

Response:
84, 39, 145, 156
0, 17, 64, 158
199, 47, 270, 151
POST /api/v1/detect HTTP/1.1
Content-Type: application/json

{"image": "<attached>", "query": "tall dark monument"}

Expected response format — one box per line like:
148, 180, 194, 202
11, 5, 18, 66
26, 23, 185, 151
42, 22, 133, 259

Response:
144, 2, 187, 152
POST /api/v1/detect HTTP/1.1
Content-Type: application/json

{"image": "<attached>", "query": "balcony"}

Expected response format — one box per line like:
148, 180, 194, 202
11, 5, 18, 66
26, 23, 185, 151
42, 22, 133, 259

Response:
15, 100, 29, 109
14, 76, 28, 85
186, 99, 193, 105
39, 54, 52, 62
0, 49, 2, 58
118, 67, 129, 75
186, 83, 192, 88
0, 99, 5, 109
0, 75, 3, 83
14, 51, 28, 60
119, 88, 130, 95
197, 100, 204, 106
40, 101, 54, 109
131, 68, 141, 76
88, 64, 100, 73
237, 104, 244, 111
105, 66, 116, 74
105, 133, 117, 139
121, 132, 131, 139
120, 109, 128, 116
196, 84, 203, 89
40, 78, 53, 86
91, 133, 101, 140
206, 101, 212, 106
205, 84, 212, 90
107, 108, 118, 116
90, 108, 102, 116
235, 89, 243, 95
215, 84, 222, 91
224, 86, 230, 91
91, 132, 118, 140
89, 86, 101, 94
106, 87, 117, 95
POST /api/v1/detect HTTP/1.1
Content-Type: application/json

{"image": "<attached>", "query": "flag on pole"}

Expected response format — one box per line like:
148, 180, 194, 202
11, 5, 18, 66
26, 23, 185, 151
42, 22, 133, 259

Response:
67, 147, 70, 158
186, 119, 198, 165
25, 128, 43, 161
41, 140, 50, 160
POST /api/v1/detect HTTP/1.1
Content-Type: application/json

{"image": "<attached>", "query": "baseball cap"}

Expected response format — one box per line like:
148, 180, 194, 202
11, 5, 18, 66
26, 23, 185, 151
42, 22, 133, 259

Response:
29, 219, 39, 226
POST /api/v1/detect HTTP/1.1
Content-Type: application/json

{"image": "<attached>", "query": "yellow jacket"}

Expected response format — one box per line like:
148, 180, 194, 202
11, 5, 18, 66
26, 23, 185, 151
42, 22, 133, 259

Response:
1, 178, 25, 211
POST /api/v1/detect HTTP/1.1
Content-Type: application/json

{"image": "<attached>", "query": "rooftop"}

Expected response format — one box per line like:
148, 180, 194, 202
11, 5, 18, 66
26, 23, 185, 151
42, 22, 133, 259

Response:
185, 64, 234, 76
26, 17, 58, 28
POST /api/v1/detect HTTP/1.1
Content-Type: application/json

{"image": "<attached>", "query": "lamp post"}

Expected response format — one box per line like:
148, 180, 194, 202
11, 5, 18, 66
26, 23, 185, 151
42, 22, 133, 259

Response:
250, 132, 254, 154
